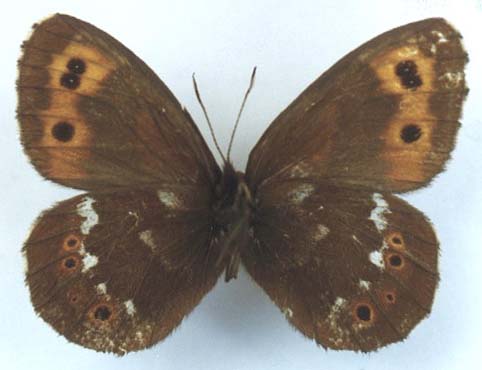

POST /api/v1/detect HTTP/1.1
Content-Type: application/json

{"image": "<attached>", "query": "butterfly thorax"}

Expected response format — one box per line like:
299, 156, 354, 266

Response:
213, 162, 254, 282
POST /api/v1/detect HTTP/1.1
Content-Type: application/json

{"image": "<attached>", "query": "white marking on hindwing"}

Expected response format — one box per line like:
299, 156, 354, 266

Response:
314, 224, 330, 241
325, 297, 350, 346
139, 230, 157, 251
96, 283, 107, 295
369, 251, 384, 269
77, 196, 99, 235
369, 193, 391, 232
288, 184, 314, 204
128, 211, 139, 226
124, 299, 136, 316
282, 307, 294, 318
369, 241, 389, 270
331, 297, 346, 313
157, 191, 180, 209
77, 241, 99, 274
400, 317, 413, 332
358, 280, 371, 291
289, 164, 308, 177
81, 251, 99, 273
22, 248, 29, 274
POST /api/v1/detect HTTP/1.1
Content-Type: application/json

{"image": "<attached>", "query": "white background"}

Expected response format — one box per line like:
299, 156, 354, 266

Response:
1, 1, 481, 369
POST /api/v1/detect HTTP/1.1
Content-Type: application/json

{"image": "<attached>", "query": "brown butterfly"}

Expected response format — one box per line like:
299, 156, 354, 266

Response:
17, 14, 468, 355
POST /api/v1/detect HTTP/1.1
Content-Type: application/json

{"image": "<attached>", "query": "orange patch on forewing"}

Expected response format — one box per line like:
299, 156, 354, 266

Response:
370, 45, 438, 186
47, 68, 110, 95
392, 97, 436, 151
39, 114, 89, 147
38, 103, 90, 179
381, 116, 435, 184
39, 90, 78, 118
370, 45, 435, 93
48, 43, 115, 94
44, 150, 91, 179
38, 42, 115, 180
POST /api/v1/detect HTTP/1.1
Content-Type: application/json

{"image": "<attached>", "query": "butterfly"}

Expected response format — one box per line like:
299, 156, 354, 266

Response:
17, 14, 468, 355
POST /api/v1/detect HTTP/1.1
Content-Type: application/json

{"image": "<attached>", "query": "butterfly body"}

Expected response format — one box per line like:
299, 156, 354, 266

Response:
212, 163, 254, 281
17, 14, 467, 354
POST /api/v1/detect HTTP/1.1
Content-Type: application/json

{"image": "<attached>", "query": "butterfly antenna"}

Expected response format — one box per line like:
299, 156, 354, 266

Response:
227, 67, 257, 162
192, 73, 227, 164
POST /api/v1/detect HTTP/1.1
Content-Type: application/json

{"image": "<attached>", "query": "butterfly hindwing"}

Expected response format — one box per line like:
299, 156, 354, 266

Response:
24, 188, 222, 354
246, 18, 468, 193
17, 14, 220, 190
242, 180, 438, 351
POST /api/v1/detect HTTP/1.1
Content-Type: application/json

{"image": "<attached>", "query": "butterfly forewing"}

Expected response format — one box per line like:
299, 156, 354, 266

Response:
243, 180, 438, 351
17, 14, 220, 190
24, 188, 222, 354
246, 18, 467, 193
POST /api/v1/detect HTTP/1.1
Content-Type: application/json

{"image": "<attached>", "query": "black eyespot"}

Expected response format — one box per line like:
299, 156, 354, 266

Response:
52, 122, 75, 142
64, 258, 77, 269
94, 305, 112, 321
401, 124, 422, 143
389, 254, 403, 267
67, 238, 78, 248
60, 72, 80, 89
67, 58, 86, 74
392, 236, 402, 245
386, 293, 395, 303
395, 60, 422, 89
356, 304, 372, 321
67, 289, 83, 305
63, 235, 81, 252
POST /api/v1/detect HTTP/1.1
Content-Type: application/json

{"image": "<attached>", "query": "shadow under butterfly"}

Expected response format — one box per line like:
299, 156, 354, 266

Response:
17, 14, 468, 355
